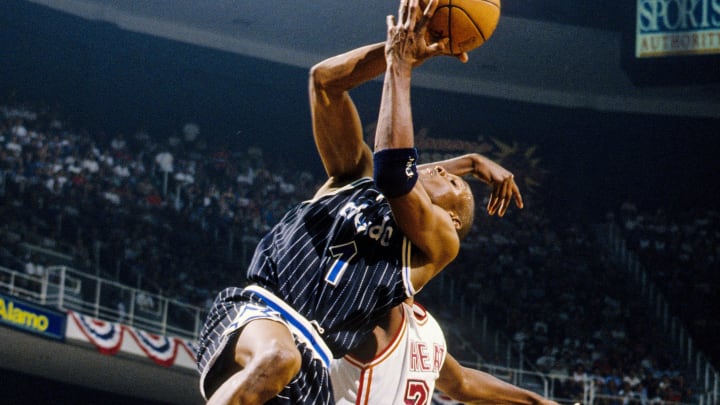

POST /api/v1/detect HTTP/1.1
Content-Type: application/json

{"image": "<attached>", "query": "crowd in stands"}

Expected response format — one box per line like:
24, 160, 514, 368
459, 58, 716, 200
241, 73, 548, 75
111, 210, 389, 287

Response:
435, 204, 696, 404
0, 100, 319, 306
1, 99, 712, 404
615, 202, 720, 369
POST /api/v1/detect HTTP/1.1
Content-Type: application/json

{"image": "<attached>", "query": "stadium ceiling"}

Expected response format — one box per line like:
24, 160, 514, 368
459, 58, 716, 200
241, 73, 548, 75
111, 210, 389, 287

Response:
25, 0, 720, 118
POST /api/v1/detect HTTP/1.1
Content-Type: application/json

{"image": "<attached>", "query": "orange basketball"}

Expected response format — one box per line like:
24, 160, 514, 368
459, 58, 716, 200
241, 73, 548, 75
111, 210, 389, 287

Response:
424, 0, 501, 54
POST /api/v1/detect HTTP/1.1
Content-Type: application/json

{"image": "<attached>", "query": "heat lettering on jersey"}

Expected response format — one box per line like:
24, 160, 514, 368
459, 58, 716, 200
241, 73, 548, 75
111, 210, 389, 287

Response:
410, 342, 430, 371
433, 343, 445, 373
410, 341, 446, 372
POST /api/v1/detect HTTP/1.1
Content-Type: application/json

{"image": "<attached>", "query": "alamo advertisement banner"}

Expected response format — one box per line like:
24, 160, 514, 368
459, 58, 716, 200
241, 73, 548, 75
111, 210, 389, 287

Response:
0, 293, 66, 341
636, 0, 720, 57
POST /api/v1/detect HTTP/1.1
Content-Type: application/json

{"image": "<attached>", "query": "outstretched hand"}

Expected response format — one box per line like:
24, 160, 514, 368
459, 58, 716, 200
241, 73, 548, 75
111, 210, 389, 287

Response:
481, 161, 523, 217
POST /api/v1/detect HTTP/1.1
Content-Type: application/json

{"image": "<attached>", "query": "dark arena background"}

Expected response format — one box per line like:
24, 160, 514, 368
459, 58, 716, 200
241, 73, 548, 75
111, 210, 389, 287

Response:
1, 0, 719, 404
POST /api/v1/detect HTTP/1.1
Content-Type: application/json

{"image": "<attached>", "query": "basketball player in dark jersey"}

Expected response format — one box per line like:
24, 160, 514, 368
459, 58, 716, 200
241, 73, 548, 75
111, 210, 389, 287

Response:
197, 0, 523, 403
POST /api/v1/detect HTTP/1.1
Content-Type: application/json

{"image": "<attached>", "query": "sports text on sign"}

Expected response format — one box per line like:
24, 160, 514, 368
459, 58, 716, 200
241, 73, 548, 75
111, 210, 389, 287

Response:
636, 0, 720, 57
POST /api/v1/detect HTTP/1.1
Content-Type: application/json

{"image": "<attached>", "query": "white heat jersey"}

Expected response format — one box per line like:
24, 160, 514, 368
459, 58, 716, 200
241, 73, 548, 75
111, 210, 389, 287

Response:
330, 302, 447, 405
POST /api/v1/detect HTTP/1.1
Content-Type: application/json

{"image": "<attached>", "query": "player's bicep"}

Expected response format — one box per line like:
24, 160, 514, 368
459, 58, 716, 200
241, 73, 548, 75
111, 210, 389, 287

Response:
309, 77, 372, 180
435, 353, 466, 398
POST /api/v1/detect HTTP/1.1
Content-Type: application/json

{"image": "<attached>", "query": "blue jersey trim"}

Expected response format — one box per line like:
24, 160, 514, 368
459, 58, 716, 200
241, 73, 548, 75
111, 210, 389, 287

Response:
245, 285, 332, 368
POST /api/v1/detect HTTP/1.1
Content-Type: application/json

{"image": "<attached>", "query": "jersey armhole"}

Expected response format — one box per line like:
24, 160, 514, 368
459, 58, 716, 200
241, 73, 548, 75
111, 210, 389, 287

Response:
401, 236, 415, 297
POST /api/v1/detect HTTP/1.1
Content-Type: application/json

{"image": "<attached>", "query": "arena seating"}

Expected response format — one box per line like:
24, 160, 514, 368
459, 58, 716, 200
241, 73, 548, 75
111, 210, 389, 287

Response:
1, 99, 711, 404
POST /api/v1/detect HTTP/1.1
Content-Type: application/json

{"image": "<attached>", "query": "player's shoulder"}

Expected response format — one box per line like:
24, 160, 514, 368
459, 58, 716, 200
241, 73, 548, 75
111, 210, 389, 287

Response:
407, 301, 443, 329
405, 301, 428, 322
309, 177, 375, 201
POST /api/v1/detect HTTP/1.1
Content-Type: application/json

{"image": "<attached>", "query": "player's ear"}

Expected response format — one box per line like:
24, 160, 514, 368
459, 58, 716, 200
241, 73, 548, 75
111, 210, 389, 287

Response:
448, 211, 462, 230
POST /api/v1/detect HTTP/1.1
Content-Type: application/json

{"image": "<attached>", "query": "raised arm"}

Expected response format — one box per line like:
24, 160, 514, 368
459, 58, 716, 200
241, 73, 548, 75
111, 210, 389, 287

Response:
309, 43, 386, 194
436, 353, 560, 405
418, 153, 524, 217
373, 0, 461, 290
308, 34, 460, 195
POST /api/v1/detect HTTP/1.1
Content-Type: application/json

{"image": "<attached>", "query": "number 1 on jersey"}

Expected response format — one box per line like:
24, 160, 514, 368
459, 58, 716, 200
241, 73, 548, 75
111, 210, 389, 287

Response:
325, 241, 358, 286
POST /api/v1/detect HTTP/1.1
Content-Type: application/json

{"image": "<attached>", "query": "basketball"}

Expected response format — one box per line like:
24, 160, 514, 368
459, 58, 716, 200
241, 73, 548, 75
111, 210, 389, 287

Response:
423, 0, 501, 54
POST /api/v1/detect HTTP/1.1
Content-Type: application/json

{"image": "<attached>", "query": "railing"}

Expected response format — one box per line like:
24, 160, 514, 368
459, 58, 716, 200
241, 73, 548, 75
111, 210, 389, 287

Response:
20, 242, 76, 268
480, 363, 555, 401
3, 259, 715, 404
0, 264, 207, 340
462, 362, 707, 405
422, 271, 526, 369
602, 222, 719, 405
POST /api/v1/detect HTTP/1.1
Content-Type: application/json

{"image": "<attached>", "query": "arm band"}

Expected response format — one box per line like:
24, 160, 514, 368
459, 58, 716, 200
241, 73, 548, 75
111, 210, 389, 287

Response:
373, 148, 419, 198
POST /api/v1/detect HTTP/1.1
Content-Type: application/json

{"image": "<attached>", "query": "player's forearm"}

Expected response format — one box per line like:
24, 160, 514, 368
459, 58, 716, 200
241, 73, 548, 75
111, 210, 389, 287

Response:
309, 43, 385, 182
418, 153, 493, 183
448, 368, 548, 405
207, 368, 287, 405
309, 42, 386, 97
374, 60, 414, 151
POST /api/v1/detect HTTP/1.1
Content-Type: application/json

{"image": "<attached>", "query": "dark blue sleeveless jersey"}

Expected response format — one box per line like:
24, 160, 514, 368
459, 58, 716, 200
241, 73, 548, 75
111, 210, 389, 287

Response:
246, 177, 414, 357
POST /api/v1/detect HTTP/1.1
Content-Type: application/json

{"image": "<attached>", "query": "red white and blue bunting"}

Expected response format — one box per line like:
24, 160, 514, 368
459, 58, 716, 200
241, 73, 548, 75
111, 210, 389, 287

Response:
68, 311, 197, 368
70, 311, 124, 355
131, 329, 180, 367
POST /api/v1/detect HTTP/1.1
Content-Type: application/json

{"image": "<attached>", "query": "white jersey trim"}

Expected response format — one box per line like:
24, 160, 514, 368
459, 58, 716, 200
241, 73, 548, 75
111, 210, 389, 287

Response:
402, 236, 415, 297
343, 305, 408, 369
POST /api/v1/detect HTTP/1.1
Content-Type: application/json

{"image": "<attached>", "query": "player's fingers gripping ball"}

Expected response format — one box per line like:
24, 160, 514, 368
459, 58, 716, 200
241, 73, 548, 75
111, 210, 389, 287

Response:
421, 0, 501, 55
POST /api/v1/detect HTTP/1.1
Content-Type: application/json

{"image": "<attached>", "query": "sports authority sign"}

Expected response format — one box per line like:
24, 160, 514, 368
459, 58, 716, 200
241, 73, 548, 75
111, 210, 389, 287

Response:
636, 0, 720, 57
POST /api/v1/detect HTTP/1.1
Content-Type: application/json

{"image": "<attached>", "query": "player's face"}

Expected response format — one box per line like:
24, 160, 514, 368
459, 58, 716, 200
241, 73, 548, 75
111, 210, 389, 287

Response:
418, 166, 471, 211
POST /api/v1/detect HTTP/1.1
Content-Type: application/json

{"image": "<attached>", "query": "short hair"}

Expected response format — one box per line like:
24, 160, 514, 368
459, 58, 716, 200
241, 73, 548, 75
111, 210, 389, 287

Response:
453, 180, 475, 240
421, 174, 476, 241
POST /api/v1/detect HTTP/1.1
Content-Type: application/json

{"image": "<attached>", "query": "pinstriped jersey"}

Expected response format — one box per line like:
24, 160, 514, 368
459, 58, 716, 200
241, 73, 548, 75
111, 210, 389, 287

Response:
196, 286, 334, 403
247, 177, 415, 357
330, 302, 447, 405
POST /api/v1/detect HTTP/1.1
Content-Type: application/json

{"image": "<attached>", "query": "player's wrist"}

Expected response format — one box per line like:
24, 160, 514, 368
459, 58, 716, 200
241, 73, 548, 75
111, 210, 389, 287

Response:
386, 58, 413, 74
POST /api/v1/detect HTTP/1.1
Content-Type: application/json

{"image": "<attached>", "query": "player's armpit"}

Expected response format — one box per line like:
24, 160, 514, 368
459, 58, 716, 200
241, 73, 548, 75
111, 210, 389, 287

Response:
389, 187, 460, 291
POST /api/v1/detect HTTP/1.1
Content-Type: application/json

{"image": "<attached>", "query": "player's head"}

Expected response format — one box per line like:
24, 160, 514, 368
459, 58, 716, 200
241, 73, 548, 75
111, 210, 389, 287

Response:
419, 165, 475, 240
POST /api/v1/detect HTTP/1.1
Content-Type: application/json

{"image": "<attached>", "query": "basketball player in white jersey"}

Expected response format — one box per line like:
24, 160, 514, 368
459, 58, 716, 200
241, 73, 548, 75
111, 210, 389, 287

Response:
331, 301, 446, 404
331, 300, 560, 405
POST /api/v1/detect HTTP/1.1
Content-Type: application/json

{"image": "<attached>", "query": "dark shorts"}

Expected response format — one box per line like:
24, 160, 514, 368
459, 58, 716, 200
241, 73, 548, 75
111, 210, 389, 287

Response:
197, 285, 334, 404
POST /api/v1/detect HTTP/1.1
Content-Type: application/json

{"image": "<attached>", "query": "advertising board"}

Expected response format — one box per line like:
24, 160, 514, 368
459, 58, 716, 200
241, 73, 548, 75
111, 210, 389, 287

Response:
0, 293, 66, 341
